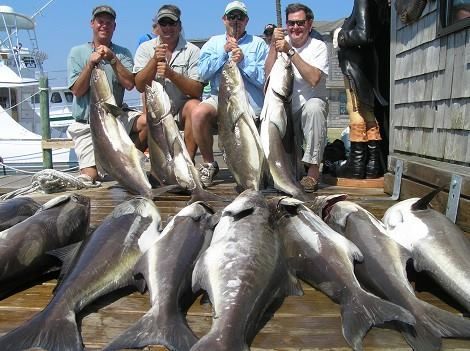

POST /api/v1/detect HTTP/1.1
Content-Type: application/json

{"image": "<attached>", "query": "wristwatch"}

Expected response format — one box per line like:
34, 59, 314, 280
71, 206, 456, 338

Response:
110, 55, 117, 65
287, 48, 296, 58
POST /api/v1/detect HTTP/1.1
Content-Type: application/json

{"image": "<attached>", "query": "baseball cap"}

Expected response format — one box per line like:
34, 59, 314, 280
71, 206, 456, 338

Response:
263, 24, 276, 36
92, 5, 116, 19
154, 5, 181, 22
224, 1, 248, 16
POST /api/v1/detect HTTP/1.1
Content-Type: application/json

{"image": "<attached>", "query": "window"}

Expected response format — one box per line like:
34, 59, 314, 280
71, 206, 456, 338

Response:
339, 92, 347, 115
439, 0, 470, 35
64, 91, 73, 103
50, 92, 62, 104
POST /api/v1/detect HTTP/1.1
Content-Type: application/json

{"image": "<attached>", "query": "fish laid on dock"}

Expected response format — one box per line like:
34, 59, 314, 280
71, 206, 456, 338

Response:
0, 196, 163, 351
324, 199, 470, 351
0, 196, 41, 231
0, 194, 89, 297
271, 196, 415, 351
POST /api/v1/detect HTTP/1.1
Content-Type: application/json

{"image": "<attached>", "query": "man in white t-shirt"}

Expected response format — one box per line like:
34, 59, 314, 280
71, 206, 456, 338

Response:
265, 3, 329, 192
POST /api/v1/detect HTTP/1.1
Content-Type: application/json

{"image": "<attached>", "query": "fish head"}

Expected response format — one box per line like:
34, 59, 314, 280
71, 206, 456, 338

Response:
268, 54, 294, 100
382, 198, 431, 250
145, 81, 172, 123
268, 196, 303, 220
222, 189, 267, 219
306, 194, 348, 220
219, 60, 244, 97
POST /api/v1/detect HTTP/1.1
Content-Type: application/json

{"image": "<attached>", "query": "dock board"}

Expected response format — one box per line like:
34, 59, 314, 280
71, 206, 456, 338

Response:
1, 170, 470, 350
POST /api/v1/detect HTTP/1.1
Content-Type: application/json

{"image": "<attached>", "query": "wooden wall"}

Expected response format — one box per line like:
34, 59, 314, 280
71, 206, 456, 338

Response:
390, 0, 470, 164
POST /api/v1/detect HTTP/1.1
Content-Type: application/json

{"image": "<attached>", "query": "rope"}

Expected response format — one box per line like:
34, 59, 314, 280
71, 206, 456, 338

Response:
2, 90, 40, 113
0, 162, 79, 175
0, 169, 100, 200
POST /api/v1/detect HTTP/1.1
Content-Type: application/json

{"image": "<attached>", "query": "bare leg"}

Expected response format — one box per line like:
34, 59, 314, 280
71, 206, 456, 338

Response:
131, 113, 148, 152
180, 99, 200, 163
80, 166, 99, 182
191, 102, 217, 163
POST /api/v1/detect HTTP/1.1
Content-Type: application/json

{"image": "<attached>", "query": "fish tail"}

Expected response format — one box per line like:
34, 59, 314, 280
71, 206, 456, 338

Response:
341, 291, 415, 351
189, 188, 229, 204
399, 299, 470, 351
104, 309, 197, 351
0, 310, 82, 351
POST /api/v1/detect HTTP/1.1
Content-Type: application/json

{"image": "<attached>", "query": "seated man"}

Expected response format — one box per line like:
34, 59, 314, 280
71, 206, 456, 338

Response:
67, 5, 147, 183
266, 3, 329, 192
191, 1, 268, 187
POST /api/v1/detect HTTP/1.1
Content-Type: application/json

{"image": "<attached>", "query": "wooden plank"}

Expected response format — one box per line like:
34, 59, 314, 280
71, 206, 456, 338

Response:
388, 154, 470, 197
41, 138, 75, 149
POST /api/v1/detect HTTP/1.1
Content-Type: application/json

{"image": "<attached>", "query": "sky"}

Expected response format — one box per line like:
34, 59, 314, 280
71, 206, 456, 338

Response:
4, 0, 352, 86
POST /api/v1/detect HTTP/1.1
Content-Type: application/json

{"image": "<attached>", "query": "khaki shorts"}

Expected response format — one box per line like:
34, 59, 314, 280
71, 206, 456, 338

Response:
67, 109, 141, 170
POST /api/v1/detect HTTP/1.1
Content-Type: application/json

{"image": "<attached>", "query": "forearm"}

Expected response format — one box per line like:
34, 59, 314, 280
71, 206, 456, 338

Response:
135, 59, 158, 93
112, 58, 135, 90
167, 70, 203, 99
291, 53, 322, 87
70, 62, 94, 97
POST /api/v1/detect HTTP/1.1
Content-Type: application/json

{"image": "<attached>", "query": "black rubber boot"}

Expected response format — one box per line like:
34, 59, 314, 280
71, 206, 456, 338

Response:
334, 142, 367, 179
365, 140, 384, 179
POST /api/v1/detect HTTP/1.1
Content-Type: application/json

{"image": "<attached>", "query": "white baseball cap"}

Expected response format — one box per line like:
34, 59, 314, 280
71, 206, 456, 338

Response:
224, 1, 248, 16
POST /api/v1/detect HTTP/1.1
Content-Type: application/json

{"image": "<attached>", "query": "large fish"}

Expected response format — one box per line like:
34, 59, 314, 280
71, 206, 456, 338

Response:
105, 201, 217, 351
90, 66, 152, 198
0, 196, 41, 231
191, 190, 302, 351
270, 197, 415, 351
0, 196, 163, 351
0, 194, 89, 294
260, 54, 306, 200
145, 81, 221, 203
322, 200, 470, 351
217, 60, 266, 191
382, 188, 470, 313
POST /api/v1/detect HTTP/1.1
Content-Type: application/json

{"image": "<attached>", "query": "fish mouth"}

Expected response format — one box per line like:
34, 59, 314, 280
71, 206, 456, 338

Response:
321, 194, 348, 221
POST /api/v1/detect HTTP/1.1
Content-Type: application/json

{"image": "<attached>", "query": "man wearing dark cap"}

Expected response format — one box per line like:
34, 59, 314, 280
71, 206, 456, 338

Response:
134, 4, 204, 163
191, 1, 268, 187
67, 5, 147, 184
263, 23, 277, 45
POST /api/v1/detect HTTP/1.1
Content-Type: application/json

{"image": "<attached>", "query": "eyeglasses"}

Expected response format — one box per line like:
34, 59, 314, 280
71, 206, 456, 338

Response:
286, 19, 307, 27
227, 13, 246, 21
158, 20, 179, 27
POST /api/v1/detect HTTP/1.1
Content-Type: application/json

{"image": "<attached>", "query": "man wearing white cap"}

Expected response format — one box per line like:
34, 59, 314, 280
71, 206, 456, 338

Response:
134, 4, 204, 162
191, 1, 268, 187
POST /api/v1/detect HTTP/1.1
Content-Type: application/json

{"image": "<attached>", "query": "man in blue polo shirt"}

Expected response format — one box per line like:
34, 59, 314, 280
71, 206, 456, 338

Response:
190, 1, 268, 187
67, 5, 147, 184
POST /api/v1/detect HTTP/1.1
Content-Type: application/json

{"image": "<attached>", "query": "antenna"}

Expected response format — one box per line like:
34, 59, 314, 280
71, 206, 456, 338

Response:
32, 0, 56, 19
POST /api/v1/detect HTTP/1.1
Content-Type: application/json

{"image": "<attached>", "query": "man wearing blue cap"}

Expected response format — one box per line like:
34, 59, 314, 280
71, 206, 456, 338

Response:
191, 1, 268, 187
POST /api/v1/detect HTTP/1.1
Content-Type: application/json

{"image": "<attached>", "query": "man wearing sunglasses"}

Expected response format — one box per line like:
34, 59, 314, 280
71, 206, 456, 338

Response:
67, 5, 147, 184
191, 1, 268, 187
265, 3, 329, 192
134, 4, 204, 162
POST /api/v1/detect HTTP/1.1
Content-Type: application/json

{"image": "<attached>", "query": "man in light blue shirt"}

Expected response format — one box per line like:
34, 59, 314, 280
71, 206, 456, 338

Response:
191, 1, 268, 187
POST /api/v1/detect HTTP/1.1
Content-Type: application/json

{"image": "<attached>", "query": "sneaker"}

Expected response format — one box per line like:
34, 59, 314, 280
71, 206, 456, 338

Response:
300, 176, 319, 193
198, 161, 219, 188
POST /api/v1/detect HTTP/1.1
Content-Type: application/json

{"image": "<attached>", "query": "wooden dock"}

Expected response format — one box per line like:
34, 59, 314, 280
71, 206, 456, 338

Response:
1, 170, 470, 351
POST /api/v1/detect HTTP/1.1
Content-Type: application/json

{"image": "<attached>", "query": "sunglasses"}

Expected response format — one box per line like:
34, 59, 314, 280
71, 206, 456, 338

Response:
158, 20, 179, 27
227, 13, 246, 21
286, 19, 307, 27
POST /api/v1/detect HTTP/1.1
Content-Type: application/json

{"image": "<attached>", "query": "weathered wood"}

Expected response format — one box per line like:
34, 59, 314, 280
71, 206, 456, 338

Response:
41, 138, 75, 149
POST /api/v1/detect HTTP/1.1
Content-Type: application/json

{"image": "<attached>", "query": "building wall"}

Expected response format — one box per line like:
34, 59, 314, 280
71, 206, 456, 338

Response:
390, 1, 470, 165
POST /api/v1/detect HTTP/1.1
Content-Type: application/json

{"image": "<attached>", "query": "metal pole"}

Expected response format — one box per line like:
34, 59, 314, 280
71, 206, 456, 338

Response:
40, 75, 52, 169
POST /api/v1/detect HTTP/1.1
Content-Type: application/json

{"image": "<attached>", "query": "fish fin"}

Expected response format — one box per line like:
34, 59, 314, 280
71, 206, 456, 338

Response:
286, 270, 304, 297
102, 102, 124, 118
346, 240, 364, 263
341, 291, 415, 351
103, 308, 198, 351
400, 299, 470, 349
0, 310, 82, 351
189, 188, 228, 204
151, 184, 181, 199
47, 241, 83, 291
36, 194, 71, 213
411, 187, 444, 211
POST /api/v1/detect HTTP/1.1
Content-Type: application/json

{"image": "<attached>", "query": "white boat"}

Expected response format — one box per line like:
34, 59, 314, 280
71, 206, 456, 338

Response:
0, 5, 77, 172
